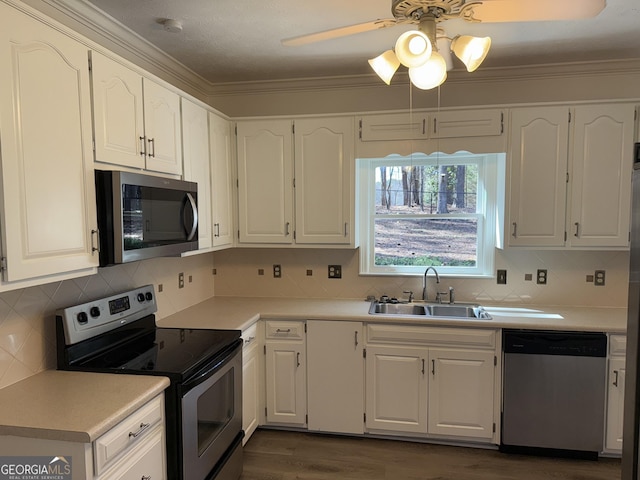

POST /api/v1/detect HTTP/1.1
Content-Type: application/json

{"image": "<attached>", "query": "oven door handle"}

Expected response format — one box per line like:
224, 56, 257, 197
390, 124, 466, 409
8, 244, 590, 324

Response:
181, 340, 242, 392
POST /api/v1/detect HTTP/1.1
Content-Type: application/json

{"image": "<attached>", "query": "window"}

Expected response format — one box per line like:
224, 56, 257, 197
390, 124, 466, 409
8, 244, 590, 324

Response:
357, 151, 504, 277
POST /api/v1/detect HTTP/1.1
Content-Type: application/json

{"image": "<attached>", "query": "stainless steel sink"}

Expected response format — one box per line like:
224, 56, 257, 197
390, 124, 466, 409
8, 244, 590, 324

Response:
369, 302, 427, 315
368, 301, 491, 319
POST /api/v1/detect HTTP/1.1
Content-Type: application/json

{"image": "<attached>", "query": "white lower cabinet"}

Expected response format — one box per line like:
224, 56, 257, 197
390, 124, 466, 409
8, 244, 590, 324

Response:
364, 325, 499, 443
0, 394, 166, 479
242, 322, 261, 444
264, 320, 307, 426
307, 320, 364, 434
428, 348, 495, 439
605, 335, 626, 453
365, 345, 428, 433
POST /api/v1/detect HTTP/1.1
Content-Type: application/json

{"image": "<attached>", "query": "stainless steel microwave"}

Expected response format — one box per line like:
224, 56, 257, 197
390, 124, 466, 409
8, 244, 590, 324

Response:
95, 170, 198, 266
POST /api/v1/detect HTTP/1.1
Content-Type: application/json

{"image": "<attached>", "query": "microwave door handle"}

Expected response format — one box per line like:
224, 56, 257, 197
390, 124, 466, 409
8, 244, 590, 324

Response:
184, 192, 198, 241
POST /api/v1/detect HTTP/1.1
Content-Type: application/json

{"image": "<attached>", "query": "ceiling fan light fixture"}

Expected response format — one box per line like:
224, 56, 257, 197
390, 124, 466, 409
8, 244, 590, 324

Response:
408, 52, 448, 90
368, 50, 401, 85
395, 30, 432, 68
451, 35, 491, 72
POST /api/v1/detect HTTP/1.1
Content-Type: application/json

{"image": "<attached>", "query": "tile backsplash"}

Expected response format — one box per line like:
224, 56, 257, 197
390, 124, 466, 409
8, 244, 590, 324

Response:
212, 247, 630, 308
0, 246, 631, 389
0, 254, 215, 389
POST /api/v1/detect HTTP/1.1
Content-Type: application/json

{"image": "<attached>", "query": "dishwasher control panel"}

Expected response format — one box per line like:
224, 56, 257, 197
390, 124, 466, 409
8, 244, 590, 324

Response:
503, 330, 607, 357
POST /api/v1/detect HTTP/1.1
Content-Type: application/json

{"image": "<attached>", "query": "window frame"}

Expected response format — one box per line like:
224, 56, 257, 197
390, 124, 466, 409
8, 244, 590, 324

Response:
357, 151, 503, 277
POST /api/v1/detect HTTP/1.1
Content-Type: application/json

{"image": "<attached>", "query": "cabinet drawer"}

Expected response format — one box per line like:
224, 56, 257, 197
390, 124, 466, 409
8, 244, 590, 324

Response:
366, 324, 496, 349
609, 334, 626, 356
265, 321, 305, 340
94, 394, 164, 475
242, 322, 259, 349
98, 426, 165, 479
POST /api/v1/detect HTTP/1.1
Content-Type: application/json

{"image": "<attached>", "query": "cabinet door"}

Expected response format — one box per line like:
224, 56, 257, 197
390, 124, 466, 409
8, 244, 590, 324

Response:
359, 112, 429, 141
242, 337, 260, 444
143, 78, 182, 175
605, 357, 625, 451
294, 118, 354, 245
433, 109, 503, 138
98, 426, 166, 479
0, 5, 99, 281
90, 51, 145, 169
237, 120, 294, 244
508, 107, 569, 247
569, 104, 634, 248
209, 112, 234, 248
265, 340, 306, 425
427, 349, 495, 440
365, 345, 428, 433
307, 320, 364, 434
182, 98, 212, 249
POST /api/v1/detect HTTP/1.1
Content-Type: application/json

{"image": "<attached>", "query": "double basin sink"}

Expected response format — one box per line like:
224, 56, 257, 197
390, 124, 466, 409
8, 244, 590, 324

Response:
369, 301, 492, 320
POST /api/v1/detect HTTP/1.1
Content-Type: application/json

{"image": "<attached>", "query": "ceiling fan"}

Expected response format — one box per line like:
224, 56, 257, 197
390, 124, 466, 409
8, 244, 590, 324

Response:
282, 0, 606, 89
281, 0, 607, 47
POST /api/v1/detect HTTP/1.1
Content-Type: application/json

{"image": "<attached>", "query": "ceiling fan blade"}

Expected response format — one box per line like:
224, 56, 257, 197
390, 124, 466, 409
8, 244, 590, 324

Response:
470, 0, 606, 23
282, 19, 400, 47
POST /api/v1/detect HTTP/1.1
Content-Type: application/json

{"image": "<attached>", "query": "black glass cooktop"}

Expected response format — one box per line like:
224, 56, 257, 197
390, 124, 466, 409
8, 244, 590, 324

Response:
64, 316, 241, 381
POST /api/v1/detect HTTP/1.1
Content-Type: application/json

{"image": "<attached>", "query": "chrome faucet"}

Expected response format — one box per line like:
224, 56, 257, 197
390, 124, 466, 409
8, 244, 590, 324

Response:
422, 267, 440, 301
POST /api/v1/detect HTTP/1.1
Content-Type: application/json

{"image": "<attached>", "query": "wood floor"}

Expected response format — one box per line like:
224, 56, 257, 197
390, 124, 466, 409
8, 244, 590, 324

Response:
240, 429, 621, 480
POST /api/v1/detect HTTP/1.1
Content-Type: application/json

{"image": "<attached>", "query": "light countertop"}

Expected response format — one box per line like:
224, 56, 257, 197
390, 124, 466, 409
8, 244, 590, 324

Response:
0, 370, 169, 442
157, 296, 627, 334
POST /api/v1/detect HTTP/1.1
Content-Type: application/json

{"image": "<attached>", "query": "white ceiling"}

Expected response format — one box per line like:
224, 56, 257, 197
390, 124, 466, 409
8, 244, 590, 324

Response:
78, 0, 640, 84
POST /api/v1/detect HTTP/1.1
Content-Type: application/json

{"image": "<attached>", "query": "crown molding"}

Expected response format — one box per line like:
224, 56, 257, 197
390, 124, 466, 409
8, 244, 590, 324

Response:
16, 0, 210, 99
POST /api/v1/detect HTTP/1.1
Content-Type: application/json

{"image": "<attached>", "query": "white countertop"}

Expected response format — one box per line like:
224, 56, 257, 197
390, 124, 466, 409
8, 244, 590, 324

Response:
0, 370, 169, 442
157, 296, 627, 334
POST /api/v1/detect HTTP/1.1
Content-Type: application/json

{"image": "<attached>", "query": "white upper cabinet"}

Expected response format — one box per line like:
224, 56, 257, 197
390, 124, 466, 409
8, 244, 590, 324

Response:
236, 117, 354, 247
90, 51, 182, 175
568, 104, 635, 248
0, 3, 99, 283
294, 117, 354, 245
508, 106, 569, 247
237, 119, 294, 244
209, 112, 235, 248
182, 98, 212, 250
433, 109, 503, 138
359, 112, 430, 141
508, 103, 634, 249
142, 79, 182, 175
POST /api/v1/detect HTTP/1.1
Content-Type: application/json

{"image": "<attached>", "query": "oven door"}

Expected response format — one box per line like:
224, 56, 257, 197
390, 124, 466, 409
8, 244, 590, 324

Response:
181, 343, 242, 480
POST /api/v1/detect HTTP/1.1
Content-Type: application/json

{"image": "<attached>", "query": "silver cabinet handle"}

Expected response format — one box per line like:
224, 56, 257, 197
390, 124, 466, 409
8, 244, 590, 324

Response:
344, 222, 348, 237
148, 138, 155, 157
214, 223, 220, 238
141, 476, 151, 480
296, 352, 300, 367
285, 222, 290, 236
129, 422, 151, 439
244, 336, 255, 345
574, 222, 580, 237
422, 359, 425, 375
276, 328, 291, 333
354, 331, 358, 347
613, 370, 619, 387
139, 136, 146, 156
511, 222, 517, 238
91, 229, 100, 254
431, 359, 435, 375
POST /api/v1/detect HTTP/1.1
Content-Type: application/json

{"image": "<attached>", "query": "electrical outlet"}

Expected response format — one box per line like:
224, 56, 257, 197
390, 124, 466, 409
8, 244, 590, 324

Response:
178, 272, 184, 289
497, 269, 507, 284
306, 269, 313, 276
328, 265, 342, 279
273, 264, 281, 278
595, 270, 606, 286
537, 269, 547, 285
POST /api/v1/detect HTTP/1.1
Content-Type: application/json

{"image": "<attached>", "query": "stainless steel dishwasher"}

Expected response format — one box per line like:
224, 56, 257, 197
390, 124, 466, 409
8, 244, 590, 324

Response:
501, 329, 607, 459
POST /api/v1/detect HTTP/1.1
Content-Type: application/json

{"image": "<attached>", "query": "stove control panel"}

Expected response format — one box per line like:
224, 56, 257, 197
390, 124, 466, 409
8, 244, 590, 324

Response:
56, 284, 157, 345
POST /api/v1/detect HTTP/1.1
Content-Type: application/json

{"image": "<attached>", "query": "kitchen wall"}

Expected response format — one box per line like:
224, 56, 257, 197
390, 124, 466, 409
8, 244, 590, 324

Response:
0, 254, 215, 389
212, 247, 629, 309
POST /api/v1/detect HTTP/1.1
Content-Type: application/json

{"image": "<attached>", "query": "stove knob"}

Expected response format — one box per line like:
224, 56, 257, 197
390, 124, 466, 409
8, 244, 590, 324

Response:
77, 311, 88, 324
137, 293, 145, 303
145, 292, 153, 301
90, 306, 100, 318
